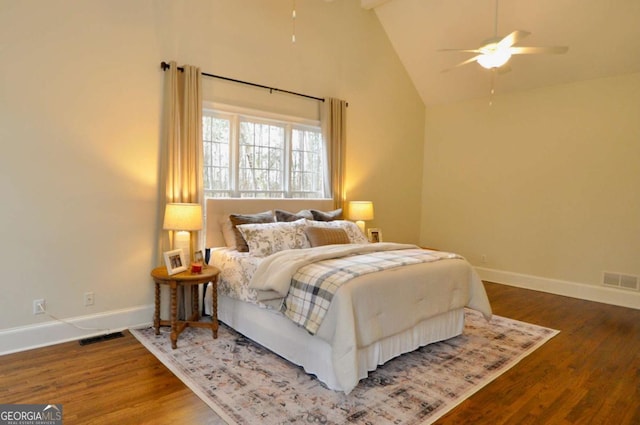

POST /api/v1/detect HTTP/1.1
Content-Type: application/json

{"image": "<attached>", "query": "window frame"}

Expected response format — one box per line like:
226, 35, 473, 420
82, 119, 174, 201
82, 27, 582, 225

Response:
202, 102, 327, 199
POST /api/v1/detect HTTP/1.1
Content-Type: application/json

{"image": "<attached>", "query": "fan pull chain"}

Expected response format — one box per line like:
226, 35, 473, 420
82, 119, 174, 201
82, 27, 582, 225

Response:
292, 0, 297, 43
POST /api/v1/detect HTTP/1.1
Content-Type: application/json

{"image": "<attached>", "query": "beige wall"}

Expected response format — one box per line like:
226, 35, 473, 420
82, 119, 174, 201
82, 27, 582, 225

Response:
421, 73, 640, 299
0, 0, 424, 338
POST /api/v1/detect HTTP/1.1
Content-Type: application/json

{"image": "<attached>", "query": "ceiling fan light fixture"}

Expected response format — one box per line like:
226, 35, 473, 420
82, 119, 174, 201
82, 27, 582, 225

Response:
477, 46, 512, 69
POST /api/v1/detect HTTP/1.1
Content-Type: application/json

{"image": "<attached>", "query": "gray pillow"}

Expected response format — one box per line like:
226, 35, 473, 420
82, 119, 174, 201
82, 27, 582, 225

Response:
310, 208, 343, 221
275, 209, 313, 222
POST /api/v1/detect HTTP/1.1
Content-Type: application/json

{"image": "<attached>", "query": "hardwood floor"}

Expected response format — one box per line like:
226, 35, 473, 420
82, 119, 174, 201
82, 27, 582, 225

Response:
1, 282, 638, 424
439, 283, 640, 425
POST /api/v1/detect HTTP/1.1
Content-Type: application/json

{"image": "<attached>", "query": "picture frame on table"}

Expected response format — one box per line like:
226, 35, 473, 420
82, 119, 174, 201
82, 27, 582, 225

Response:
193, 250, 204, 264
367, 228, 382, 243
164, 248, 187, 275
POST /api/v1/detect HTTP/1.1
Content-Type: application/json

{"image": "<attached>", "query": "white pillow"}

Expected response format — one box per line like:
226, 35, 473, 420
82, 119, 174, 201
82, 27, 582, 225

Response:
305, 219, 369, 244
237, 219, 310, 257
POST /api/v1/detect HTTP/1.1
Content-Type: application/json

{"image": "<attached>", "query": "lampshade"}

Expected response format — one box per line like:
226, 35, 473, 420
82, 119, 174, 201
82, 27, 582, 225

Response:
348, 201, 374, 221
163, 203, 203, 231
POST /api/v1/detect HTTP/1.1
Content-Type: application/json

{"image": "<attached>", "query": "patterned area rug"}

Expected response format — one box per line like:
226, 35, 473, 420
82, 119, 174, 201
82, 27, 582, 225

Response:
131, 309, 558, 425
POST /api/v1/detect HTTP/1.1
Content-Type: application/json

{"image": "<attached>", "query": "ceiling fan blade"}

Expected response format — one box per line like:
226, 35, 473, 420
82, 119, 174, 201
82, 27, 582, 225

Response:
497, 30, 531, 49
437, 48, 484, 53
510, 46, 569, 55
441, 54, 483, 73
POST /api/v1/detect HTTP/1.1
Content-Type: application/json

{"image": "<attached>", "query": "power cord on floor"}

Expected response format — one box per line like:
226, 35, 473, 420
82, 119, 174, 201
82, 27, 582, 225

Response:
40, 306, 112, 333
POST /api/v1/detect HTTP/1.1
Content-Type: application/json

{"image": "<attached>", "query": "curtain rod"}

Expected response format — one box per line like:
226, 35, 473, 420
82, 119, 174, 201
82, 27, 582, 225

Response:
160, 61, 324, 103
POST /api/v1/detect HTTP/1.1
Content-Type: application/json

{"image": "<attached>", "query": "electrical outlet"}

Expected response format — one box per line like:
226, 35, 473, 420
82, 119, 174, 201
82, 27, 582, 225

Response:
33, 299, 46, 315
84, 292, 95, 306
481, 254, 487, 264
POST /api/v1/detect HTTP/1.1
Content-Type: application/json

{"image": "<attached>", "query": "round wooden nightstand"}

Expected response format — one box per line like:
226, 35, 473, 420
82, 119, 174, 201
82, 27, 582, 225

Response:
150, 266, 220, 349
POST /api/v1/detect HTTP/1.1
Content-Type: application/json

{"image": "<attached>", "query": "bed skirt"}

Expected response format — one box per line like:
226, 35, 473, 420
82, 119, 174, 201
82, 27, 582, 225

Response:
213, 293, 465, 392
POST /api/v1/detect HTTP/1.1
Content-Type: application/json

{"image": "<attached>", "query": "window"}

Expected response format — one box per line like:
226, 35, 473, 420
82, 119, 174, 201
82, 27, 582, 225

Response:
203, 104, 326, 199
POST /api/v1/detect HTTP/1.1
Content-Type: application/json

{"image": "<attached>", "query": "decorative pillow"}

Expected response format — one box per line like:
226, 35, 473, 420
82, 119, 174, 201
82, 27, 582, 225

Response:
229, 211, 274, 252
310, 208, 343, 221
306, 219, 369, 244
305, 226, 350, 247
275, 209, 313, 222
237, 219, 310, 257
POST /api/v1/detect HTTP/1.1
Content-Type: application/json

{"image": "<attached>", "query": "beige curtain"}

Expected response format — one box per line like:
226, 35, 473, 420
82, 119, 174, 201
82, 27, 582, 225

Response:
321, 98, 347, 210
158, 61, 203, 317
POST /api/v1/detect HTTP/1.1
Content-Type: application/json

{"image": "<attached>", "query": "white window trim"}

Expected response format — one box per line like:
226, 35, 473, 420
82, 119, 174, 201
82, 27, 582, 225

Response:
202, 101, 326, 199
203, 101, 320, 128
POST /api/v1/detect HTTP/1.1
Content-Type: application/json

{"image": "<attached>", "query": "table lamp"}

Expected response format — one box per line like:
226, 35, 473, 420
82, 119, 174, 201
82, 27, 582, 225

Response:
163, 203, 203, 265
348, 201, 374, 234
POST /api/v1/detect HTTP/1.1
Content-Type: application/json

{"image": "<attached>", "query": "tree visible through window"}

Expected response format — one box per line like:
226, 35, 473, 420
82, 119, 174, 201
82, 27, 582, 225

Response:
203, 105, 326, 199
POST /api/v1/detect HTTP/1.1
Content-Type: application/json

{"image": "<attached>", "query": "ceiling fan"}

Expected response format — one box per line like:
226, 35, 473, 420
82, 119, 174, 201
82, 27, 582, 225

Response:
439, 0, 568, 72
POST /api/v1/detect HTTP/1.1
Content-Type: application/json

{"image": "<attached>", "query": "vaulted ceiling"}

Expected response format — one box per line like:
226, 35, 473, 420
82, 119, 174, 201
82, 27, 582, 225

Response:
362, 0, 640, 106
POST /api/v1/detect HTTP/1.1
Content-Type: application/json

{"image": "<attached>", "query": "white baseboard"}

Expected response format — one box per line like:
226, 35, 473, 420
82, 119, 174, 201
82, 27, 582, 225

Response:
476, 267, 640, 310
0, 305, 154, 356
3, 270, 638, 355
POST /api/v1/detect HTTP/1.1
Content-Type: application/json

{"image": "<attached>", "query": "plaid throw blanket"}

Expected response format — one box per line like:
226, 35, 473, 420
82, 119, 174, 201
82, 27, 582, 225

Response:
280, 248, 460, 334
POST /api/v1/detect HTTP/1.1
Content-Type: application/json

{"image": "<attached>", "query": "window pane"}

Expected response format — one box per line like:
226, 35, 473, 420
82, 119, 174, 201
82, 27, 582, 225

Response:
239, 120, 284, 195
291, 127, 323, 197
203, 106, 326, 199
202, 114, 230, 197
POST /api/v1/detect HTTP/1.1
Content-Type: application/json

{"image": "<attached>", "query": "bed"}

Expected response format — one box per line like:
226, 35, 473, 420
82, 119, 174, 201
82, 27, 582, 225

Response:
204, 199, 492, 394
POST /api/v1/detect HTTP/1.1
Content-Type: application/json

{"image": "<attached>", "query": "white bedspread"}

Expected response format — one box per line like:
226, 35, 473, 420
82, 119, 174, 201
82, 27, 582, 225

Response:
247, 243, 492, 393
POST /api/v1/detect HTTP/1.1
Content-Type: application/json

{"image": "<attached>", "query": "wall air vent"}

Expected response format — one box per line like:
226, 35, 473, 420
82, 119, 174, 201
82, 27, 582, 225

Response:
620, 274, 639, 291
603, 272, 620, 286
603, 271, 639, 291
